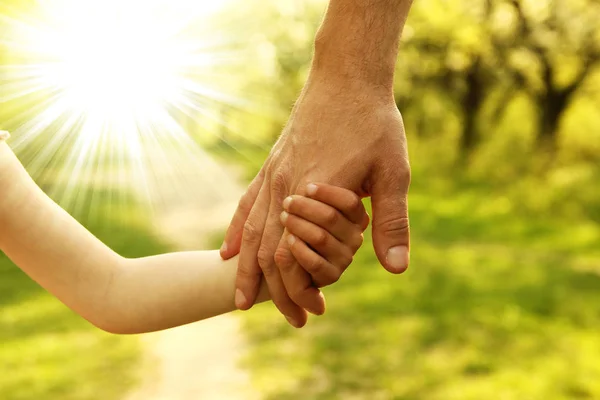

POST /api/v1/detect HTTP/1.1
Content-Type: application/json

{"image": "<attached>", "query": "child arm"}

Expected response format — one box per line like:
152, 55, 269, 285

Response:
0, 141, 269, 333
112, 252, 269, 333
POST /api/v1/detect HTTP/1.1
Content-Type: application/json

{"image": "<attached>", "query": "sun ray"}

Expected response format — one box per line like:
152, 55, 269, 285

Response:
0, 0, 268, 221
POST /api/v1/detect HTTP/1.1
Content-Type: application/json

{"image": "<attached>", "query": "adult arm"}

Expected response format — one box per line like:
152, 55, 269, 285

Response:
221, 0, 414, 327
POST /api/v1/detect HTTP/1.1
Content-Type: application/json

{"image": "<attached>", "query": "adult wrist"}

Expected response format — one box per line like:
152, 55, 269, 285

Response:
306, 0, 413, 99
310, 33, 396, 96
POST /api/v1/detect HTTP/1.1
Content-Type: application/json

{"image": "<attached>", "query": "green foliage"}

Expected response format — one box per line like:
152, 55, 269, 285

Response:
241, 181, 600, 400
398, 0, 600, 153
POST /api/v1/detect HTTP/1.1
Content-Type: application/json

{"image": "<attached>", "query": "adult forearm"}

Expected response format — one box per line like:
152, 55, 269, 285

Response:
311, 0, 414, 92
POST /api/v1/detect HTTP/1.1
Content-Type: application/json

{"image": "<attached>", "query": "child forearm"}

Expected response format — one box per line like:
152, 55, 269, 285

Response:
0, 142, 122, 328
110, 253, 269, 334
0, 142, 269, 334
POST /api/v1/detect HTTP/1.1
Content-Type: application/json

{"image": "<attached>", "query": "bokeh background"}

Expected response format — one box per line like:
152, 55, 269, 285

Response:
1, 0, 600, 399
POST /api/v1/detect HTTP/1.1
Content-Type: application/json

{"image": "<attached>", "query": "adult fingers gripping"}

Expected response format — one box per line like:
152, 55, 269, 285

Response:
221, 168, 265, 260
258, 197, 308, 328
235, 183, 270, 310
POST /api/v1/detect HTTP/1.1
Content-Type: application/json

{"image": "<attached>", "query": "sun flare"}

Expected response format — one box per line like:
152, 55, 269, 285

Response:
0, 0, 254, 217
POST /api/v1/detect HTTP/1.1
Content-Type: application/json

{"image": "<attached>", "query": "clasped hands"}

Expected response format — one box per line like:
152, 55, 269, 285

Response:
220, 75, 411, 328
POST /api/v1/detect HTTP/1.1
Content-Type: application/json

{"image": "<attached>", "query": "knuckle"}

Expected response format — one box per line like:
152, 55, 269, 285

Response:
381, 160, 411, 191
378, 216, 410, 238
324, 209, 339, 226
398, 164, 412, 188
274, 247, 294, 271
341, 250, 354, 268
237, 265, 259, 278
348, 196, 362, 213
242, 222, 260, 242
305, 256, 325, 275
351, 232, 364, 252
320, 270, 341, 287
257, 246, 274, 271
314, 229, 329, 247
238, 192, 253, 213
330, 271, 342, 285
270, 170, 289, 198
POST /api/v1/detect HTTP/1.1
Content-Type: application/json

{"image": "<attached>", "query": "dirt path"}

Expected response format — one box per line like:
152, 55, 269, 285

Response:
123, 152, 260, 400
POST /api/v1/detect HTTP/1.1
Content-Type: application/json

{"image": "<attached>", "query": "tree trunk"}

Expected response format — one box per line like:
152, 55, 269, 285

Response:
536, 90, 568, 153
460, 59, 485, 161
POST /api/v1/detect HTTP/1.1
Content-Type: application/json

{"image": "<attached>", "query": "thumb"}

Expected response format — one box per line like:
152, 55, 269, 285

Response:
370, 166, 411, 274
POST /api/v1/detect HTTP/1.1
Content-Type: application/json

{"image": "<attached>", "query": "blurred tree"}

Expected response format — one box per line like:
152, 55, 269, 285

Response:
495, 0, 600, 152
400, 0, 600, 159
400, 0, 501, 161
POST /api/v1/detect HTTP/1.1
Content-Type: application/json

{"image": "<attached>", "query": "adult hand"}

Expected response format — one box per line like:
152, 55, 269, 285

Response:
220, 74, 411, 328
221, 0, 415, 328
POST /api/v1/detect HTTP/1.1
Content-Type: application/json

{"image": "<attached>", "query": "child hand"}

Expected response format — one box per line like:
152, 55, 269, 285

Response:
280, 183, 370, 289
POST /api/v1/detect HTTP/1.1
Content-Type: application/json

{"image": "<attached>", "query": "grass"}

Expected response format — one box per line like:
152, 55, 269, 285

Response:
0, 193, 170, 400
239, 178, 600, 400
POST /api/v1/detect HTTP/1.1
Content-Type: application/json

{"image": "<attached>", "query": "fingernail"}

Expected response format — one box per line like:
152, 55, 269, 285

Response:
287, 234, 296, 246
306, 183, 318, 196
220, 242, 228, 253
308, 291, 326, 316
386, 246, 409, 273
280, 211, 289, 223
283, 196, 293, 210
235, 289, 247, 309
318, 291, 326, 303
285, 315, 300, 328
303, 290, 326, 315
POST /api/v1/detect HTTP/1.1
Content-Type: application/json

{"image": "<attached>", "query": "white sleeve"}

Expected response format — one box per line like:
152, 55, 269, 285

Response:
0, 131, 9, 141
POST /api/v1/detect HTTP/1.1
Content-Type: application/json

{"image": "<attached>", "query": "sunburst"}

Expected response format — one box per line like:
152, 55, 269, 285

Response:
0, 0, 267, 220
